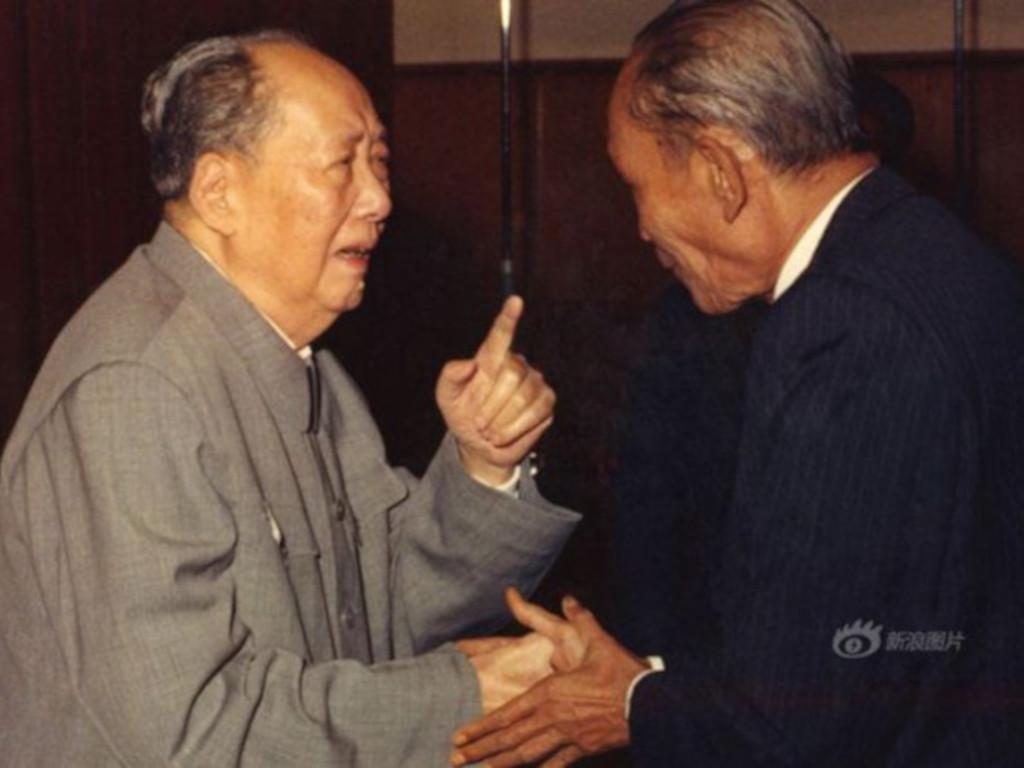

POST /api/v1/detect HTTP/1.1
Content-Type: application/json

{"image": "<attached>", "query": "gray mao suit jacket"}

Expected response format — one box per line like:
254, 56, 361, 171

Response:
0, 224, 579, 766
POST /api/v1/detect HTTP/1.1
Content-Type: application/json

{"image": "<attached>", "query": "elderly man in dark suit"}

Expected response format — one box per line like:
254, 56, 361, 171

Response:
452, 1, 1024, 765
0, 31, 580, 766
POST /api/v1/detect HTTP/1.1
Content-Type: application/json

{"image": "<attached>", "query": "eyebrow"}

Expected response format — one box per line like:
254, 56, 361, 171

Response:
336, 125, 389, 147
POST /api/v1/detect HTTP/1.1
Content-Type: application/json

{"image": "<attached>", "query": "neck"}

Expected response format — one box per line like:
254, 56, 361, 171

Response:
164, 204, 327, 349
768, 153, 878, 267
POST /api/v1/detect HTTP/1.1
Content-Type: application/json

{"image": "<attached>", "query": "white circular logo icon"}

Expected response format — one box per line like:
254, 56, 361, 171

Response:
832, 620, 883, 659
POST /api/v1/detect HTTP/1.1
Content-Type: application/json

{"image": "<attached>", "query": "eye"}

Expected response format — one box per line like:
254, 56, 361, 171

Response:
371, 153, 391, 183
332, 154, 355, 171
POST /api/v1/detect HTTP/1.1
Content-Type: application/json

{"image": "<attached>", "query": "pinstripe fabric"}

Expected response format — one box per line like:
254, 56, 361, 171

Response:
629, 168, 1024, 766
609, 285, 767, 658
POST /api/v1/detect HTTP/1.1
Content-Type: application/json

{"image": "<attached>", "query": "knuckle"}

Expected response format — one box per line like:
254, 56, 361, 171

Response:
513, 745, 534, 763
505, 364, 527, 386
563, 746, 587, 764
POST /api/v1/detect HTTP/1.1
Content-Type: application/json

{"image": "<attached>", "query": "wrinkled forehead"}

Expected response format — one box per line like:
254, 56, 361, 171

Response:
252, 42, 386, 138
607, 55, 692, 167
609, 56, 640, 121
606, 59, 651, 157
606, 66, 632, 142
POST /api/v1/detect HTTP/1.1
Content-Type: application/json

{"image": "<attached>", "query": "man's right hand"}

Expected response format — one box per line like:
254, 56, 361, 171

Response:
435, 296, 556, 487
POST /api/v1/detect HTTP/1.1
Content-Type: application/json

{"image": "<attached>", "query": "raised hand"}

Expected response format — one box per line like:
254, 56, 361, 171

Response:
451, 594, 648, 768
435, 296, 555, 485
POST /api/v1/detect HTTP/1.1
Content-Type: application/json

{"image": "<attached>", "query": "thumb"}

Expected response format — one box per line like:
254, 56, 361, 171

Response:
562, 595, 604, 639
506, 588, 569, 640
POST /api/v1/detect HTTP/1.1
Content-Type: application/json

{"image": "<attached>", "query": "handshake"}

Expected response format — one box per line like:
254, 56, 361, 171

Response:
451, 589, 650, 767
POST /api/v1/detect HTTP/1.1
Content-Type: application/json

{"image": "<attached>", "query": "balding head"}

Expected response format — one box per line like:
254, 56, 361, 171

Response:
141, 30, 306, 200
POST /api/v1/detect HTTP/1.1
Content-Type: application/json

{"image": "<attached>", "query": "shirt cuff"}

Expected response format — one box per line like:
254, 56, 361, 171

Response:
480, 464, 521, 497
624, 656, 665, 720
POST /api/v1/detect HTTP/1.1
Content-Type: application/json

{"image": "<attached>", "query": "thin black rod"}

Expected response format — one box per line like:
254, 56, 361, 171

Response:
500, 2, 515, 297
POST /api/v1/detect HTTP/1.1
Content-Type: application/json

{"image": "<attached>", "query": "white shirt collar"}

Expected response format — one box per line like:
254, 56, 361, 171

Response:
190, 242, 313, 361
772, 168, 874, 301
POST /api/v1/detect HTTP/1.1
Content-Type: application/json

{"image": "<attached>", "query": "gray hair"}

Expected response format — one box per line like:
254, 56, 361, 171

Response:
141, 30, 308, 200
628, 0, 865, 171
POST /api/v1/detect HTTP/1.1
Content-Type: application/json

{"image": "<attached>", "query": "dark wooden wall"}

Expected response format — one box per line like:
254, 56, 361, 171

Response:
0, 0, 391, 440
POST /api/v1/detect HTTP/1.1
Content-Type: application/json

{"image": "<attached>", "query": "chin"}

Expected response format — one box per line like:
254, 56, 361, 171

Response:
690, 289, 737, 316
338, 291, 365, 314
323, 281, 366, 313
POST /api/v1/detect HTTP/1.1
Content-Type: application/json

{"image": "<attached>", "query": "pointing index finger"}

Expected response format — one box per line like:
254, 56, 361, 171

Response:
476, 295, 524, 372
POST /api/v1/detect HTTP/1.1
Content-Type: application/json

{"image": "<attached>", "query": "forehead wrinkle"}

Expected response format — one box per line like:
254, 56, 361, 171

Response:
333, 110, 387, 144
253, 42, 383, 137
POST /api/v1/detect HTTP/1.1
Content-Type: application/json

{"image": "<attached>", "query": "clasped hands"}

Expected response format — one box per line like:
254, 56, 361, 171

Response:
453, 589, 648, 767
436, 296, 554, 486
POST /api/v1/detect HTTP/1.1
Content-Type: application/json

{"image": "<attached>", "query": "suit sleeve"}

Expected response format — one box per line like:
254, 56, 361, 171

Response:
6, 362, 485, 767
630, 284, 976, 766
390, 435, 580, 653
314, 351, 580, 656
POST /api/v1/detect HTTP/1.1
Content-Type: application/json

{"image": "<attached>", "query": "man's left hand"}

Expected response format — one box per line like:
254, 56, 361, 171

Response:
450, 594, 647, 767
436, 296, 555, 486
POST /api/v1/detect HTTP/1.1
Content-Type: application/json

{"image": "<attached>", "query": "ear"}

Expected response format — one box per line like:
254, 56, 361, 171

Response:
186, 152, 239, 237
695, 134, 748, 224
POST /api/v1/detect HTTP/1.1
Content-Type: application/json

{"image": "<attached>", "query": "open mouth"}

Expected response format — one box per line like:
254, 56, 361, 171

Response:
338, 249, 371, 260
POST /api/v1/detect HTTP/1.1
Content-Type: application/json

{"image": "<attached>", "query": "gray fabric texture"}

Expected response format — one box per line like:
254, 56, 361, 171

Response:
0, 223, 579, 767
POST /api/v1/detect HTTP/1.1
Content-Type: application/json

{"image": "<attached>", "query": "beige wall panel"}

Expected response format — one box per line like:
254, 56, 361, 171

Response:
395, 0, 1024, 64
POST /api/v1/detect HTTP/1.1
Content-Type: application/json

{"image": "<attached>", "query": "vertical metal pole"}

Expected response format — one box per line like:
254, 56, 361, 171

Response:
500, 0, 515, 297
953, 0, 968, 217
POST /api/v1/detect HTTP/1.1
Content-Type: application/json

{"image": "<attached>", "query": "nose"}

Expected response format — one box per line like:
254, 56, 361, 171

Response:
355, 162, 392, 223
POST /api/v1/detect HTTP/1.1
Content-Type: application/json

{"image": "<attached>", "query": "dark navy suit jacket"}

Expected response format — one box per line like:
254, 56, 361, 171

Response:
616, 168, 1024, 766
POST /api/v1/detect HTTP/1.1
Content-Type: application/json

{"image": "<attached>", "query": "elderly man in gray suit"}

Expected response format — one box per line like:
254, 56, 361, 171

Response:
0, 31, 578, 766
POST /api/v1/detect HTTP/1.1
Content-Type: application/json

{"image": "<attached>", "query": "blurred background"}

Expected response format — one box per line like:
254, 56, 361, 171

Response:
1, 7, 1021, 757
